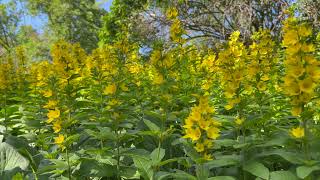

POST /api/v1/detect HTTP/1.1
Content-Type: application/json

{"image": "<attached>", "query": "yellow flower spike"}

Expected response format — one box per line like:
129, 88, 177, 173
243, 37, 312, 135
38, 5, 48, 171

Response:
290, 127, 305, 138
206, 127, 220, 140
47, 108, 60, 123
195, 142, 205, 152
104, 83, 117, 95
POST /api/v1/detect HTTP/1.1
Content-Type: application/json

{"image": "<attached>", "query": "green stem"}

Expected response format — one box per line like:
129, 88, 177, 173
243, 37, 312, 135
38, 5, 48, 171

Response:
66, 146, 71, 179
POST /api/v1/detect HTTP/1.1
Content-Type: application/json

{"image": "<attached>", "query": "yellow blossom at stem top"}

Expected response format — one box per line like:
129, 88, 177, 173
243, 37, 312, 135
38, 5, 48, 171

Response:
104, 83, 117, 95
290, 126, 305, 138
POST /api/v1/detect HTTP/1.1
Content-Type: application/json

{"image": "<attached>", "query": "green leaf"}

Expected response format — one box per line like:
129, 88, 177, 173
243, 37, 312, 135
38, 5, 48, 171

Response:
150, 148, 165, 165
205, 155, 240, 169
154, 171, 171, 180
0, 142, 29, 171
196, 164, 209, 180
171, 170, 197, 180
143, 119, 160, 131
296, 165, 320, 179
270, 171, 298, 180
243, 161, 269, 180
258, 150, 303, 164
132, 156, 153, 180
76, 159, 116, 177
207, 176, 236, 180
0, 142, 29, 179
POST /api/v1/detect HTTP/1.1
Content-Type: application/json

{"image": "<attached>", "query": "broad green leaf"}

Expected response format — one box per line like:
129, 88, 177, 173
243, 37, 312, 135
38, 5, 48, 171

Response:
0, 142, 29, 171
171, 170, 197, 180
0, 142, 29, 179
154, 171, 171, 180
270, 171, 298, 180
196, 164, 209, 180
150, 148, 165, 165
143, 119, 160, 131
205, 155, 240, 169
243, 161, 269, 180
296, 165, 320, 179
132, 156, 153, 180
76, 159, 116, 177
258, 150, 303, 164
207, 176, 236, 180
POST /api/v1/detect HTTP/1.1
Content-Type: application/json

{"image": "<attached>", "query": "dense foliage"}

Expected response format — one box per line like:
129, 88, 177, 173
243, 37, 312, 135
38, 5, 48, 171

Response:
3, 1, 320, 180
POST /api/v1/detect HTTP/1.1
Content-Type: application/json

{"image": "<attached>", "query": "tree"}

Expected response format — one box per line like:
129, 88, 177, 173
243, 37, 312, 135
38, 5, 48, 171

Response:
0, 1, 21, 52
24, 0, 106, 52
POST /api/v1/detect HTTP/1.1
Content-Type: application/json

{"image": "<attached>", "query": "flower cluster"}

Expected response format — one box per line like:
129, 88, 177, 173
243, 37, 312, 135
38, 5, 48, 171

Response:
217, 31, 247, 110
183, 96, 221, 160
282, 17, 320, 116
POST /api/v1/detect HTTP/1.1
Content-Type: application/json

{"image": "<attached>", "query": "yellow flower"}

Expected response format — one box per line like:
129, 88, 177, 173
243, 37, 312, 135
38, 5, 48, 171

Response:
287, 65, 305, 78
166, 7, 178, 19
43, 90, 53, 98
203, 139, 213, 149
306, 66, 320, 81
299, 77, 315, 93
198, 118, 211, 131
43, 100, 58, 109
203, 153, 213, 160
257, 81, 267, 91
206, 127, 220, 139
260, 74, 269, 81
298, 25, 312, 37
235, 117, 245, 125
301, 43, 315, 52
108, 99, 120, 106
290, 127, 305, 138
224, 103, 234, 110
53, 120, 62, 133
291, 106, 302, 116
283, 30, 299, 46
195, 142, 205, 152
153, 74, 164, 85
47, 108, 60, 123
120, 83, 129, 91
285, 82, 300, 96
104, 83, 117, 95
54, 134, 65, 149
183, 127, 201, 141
